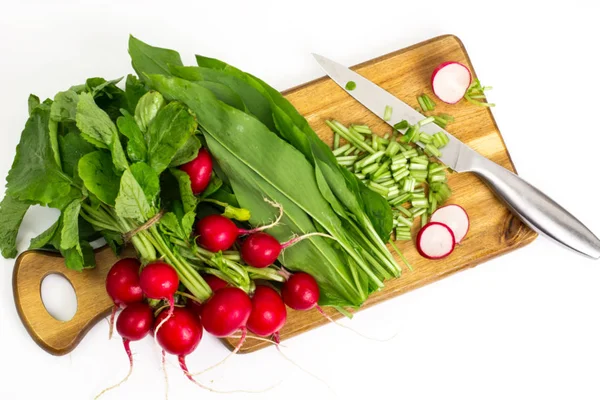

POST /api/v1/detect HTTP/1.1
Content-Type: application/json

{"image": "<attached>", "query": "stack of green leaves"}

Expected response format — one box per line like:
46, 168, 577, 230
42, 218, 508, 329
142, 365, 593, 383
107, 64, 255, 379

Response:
128, 36, 403, 308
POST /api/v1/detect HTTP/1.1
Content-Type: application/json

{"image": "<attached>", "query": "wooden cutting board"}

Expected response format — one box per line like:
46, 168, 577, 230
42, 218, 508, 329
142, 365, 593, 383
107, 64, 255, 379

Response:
12, 34, 537, 356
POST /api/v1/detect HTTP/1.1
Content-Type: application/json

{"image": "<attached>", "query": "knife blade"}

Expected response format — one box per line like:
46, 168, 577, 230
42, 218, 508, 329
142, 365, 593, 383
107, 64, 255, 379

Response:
313, 53, 600, 259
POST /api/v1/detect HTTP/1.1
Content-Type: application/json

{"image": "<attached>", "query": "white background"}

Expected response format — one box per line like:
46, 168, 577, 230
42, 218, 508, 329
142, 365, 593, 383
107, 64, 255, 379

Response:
1, 0, 599, 399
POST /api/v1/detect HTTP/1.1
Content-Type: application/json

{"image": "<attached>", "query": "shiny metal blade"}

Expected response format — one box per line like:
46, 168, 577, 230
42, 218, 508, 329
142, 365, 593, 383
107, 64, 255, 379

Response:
312, 53, 474, 172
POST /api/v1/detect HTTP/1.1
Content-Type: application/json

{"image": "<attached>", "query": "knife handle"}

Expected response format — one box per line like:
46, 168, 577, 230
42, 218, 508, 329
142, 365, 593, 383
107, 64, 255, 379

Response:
469, 155, 600, 259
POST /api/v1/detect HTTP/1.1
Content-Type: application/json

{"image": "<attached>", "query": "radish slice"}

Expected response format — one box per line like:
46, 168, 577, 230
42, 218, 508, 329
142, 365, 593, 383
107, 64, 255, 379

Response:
431, 61, 472, 104
416, 222, 455, 260
430, 204, 470, 244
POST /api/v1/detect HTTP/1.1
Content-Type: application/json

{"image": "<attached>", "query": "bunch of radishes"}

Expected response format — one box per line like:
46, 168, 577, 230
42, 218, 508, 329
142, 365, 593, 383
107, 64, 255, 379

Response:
104, 256, 321, 393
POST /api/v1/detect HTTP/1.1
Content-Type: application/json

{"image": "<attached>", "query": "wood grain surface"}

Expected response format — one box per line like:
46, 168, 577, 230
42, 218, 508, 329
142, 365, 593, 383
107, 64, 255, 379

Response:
12, 34, 536, 356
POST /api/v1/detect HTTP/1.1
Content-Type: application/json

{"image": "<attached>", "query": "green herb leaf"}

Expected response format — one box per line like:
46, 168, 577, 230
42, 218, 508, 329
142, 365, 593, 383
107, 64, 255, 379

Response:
169, 168, 197, 214
134, 91, 165, 133
130, 162, 159, 204
129, 35, 183, 78
125, 74, 148, 114
29, 218, 60, 249
51, 90, 79, 122
115, 168, 151, 222
117, 113, 147, 162
28, 94, 40, 116
58, 131, 96, 180
0, 195, 30, 258
6, 104, 75, 207
78, 151, 120, 205
169, 135, 201, 167
101, 230, 124, 255
147, 101, 197, 174
181, 211, 195, 238
60, 199, 82, 250
76, 92, 128, 171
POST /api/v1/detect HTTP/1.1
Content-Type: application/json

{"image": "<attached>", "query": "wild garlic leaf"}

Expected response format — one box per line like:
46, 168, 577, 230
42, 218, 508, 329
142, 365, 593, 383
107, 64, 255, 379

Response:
117, 113, 147, 162
60, 199, 82, 251
76, 92, 128, 171
78, 151, 120, 205
169, 135, 201, 167
0, 195, 30, 258
130, 162, 159, 204
169, 168, 197, 214
125, 74, 148, 114
51, 90, 79, 122
59, 131, 96, 180
147, 101, 197, 174
129, 35, 183, 78
134, 91, 165, 133
28, 94, 40, 116
6, 104, 74, 206
115, 168, 151, 222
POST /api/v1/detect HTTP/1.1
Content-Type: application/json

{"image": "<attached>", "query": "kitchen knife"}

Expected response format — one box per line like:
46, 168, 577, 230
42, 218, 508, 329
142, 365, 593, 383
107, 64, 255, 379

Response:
313, 53, 600, 259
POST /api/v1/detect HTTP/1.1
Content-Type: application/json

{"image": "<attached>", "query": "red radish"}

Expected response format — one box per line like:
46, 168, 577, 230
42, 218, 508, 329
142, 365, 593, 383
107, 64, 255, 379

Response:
281, 272, 320, 311
200, 287, 252, 337
179, 148, 213, 194
430, 204, 470, 243
195, 200, 285, 253
246, 286, 287, 337
155, 307, 203, 357
416, 222, 456, 259
95, 302, 153, 399
431, 61, 472, 104
154, 307, 210, 389
241, 231, 335, 268
240, 232, 281, 268
105, 258, 143, 338
106, 258, 143, 305
196, 215, 240, 252
139, 262, 179, 334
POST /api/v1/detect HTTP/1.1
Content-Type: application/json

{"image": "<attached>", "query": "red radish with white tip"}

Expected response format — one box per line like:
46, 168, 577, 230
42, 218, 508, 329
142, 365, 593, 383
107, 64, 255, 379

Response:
416, 222, 456, 259
431, 61, 472, 104
95, 302, 153, 399
430, 204, 470, 243
105, 258, 143, 339
179, 148, 213, 195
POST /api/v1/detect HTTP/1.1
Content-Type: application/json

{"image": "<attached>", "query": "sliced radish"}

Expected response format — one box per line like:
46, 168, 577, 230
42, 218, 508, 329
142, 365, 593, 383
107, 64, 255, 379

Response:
431, 61, 472, 104
416, 222, 455, 260
430, 204, 470, 244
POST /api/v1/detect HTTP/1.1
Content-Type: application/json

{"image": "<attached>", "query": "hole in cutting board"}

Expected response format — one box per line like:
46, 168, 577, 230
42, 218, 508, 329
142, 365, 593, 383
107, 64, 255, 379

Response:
41, 274, 78, 321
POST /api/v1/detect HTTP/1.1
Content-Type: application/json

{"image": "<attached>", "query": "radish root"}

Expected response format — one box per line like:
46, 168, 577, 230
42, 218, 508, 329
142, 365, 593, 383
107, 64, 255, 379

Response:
108, 304, 118, 340
243, 199, 283, 234
191, 327, 247, 377
153, 296, 175, 347
273, 333, 335, 395
179, 354, 278, 394
282, 232, 336, 249
316, 305, 397, 342
162, 350, 169, 400
94, 338, 134, 399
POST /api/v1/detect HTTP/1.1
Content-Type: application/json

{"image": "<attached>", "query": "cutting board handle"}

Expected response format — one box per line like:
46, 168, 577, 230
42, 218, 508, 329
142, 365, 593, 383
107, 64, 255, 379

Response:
12, 246, 130, 356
